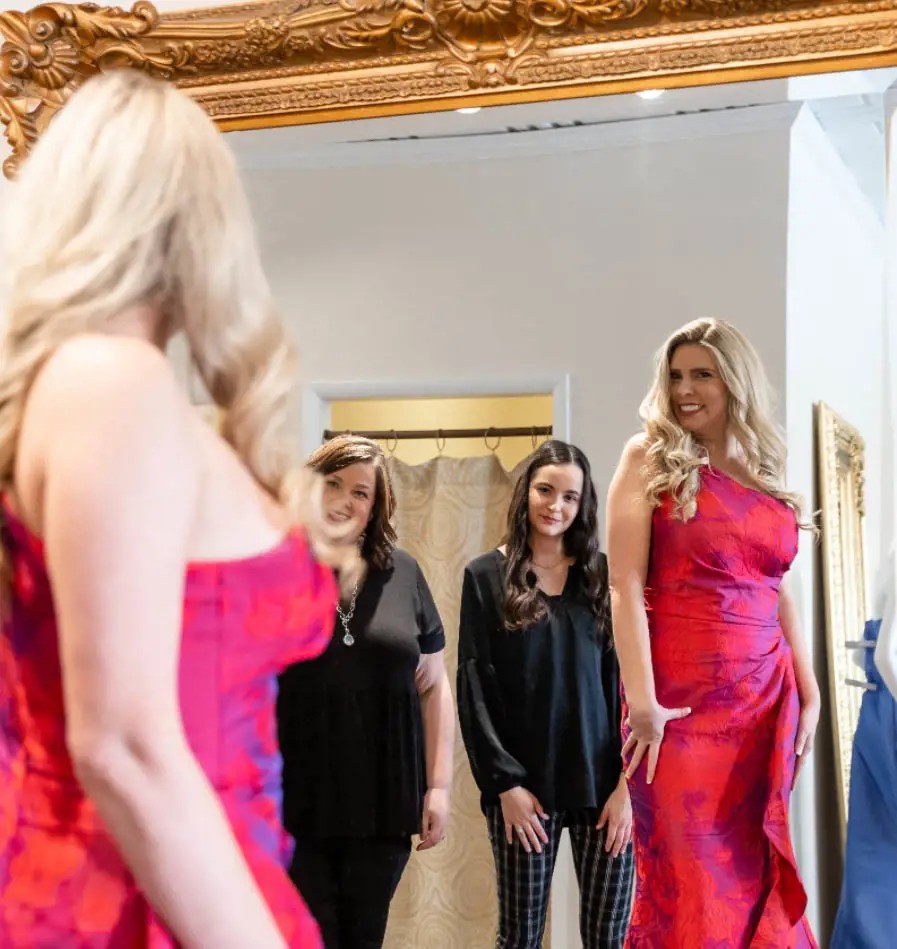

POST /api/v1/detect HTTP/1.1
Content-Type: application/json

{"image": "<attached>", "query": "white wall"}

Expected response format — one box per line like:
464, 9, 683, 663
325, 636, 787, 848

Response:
242, 109, 794, 947
244, 109, 793, 514
786, 105, 886, 943
884, 90, 897, 579
0, 84, 877, 943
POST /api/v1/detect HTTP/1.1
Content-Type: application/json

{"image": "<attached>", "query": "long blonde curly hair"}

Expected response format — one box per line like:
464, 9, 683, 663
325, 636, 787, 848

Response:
639, 319, 806, 524
0, 70, 353, 578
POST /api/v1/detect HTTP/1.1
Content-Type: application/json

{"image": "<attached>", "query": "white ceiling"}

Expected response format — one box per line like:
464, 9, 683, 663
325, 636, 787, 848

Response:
229, 76, 794, 157
229, 69, 897, 151
1, 0, 890, 211
228, 69, 897, 217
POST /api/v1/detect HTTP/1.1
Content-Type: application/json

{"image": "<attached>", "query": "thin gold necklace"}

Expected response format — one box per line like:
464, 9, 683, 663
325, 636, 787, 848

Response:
531, 556, 567, 570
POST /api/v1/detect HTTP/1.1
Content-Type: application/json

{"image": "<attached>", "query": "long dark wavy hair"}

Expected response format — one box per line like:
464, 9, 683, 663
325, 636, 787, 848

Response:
306, 435, 397, 570
503, 440, 608, 633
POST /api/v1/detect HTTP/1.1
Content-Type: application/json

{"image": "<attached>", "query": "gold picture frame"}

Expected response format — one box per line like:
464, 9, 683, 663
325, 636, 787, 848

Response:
4, 0, 897, 177
815, 401, 869, 835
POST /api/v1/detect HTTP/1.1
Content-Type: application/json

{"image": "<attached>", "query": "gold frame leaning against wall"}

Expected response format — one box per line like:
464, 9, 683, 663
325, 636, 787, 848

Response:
3, 0, 897, 176
815, 401, 869, 841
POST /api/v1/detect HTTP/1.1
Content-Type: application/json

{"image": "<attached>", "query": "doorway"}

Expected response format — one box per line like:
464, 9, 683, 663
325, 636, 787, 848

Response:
304, 381, 581, 949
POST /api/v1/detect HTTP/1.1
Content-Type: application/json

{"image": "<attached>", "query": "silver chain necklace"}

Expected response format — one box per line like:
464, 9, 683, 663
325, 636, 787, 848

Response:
337, 582, 359, 646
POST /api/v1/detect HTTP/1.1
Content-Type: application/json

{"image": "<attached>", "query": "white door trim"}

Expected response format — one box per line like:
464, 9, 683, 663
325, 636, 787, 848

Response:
301, 372, 576, 947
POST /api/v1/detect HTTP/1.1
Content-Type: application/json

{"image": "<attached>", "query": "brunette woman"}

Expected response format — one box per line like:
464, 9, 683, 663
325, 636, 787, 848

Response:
458, 440, 633, 949
278, 435, 455, 949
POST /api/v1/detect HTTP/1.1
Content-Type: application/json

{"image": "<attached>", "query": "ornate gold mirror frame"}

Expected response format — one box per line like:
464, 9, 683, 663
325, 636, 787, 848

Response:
2, 0, 897, 177
815, 401, 869, 837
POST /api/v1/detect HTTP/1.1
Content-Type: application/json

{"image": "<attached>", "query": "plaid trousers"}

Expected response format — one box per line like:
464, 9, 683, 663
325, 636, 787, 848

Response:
486, 806, 634, 949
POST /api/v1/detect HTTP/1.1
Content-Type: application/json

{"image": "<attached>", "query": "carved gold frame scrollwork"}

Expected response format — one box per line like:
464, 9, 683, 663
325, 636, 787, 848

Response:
2, 0, 897, 177
815, 401, 868, 837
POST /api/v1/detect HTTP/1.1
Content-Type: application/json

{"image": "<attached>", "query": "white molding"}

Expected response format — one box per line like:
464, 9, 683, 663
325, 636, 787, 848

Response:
301, 373, 571, 457
790, 105, 884, 246
789, 67, 897, 100
237, 101, 802, 172
300, 385, 329, 459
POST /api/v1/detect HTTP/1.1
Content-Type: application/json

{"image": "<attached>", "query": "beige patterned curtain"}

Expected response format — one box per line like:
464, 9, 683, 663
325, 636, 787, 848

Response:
383, 453, 529, 949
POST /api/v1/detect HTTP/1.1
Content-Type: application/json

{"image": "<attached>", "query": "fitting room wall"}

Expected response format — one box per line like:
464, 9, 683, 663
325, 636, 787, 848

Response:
241, 109, 795, 945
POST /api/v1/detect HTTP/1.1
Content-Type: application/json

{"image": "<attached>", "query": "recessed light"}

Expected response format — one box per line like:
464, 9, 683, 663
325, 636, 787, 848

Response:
456, 107, 482, 115
637, 89, 664, 100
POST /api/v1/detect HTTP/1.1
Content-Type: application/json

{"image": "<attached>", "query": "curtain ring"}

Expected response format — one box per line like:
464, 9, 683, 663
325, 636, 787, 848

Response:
484, 428, 501, 453
385, 430, 398, 456
530, 426, 538, 450
435, 429, 447, 455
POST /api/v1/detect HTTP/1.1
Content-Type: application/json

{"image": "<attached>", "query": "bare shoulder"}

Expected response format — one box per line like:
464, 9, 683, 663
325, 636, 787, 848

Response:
606, 433, 651, 515
31, 334, 179, 412
621, 433, 648, 464
14, 334, 201, 537
22, 334, 197, 484
611, 433, 648, 479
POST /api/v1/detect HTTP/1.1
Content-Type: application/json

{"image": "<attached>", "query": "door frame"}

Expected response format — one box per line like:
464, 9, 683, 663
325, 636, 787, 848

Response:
301, 374, 572, 458
301, 372, 580, 948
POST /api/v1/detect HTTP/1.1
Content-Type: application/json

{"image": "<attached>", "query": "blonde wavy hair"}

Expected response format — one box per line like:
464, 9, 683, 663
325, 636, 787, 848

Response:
639, 319, 806, 524
0, 70, 353, 577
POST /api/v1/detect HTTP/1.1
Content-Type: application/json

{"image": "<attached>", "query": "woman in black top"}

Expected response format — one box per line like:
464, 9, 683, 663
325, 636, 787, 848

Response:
458, 440, 633, 949
277, 435, 455, 949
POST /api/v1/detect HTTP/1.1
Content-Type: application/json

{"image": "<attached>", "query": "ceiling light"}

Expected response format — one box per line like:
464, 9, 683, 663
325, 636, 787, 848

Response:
637, 89, 665, 100
456, 107, 482, 114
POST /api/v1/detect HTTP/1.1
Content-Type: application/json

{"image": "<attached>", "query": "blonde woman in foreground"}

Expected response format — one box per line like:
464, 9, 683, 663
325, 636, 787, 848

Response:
606, 319, 819, 948
0, 70, 347, 947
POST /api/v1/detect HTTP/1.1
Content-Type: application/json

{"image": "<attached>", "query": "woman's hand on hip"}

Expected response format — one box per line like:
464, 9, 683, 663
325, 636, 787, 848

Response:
499, 787, 549, 854
622, 701, 691, 784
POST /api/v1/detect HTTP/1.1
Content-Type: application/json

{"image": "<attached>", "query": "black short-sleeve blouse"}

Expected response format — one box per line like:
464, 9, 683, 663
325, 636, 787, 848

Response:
277, 549, 445, 839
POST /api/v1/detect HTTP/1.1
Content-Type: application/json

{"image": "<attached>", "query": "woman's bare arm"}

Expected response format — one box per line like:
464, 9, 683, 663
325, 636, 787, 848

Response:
778, 578, 820, 784
416, 651, 454, 850
25, 337, 286, 948
607, 437, 657, 709
607, 435, 690, 783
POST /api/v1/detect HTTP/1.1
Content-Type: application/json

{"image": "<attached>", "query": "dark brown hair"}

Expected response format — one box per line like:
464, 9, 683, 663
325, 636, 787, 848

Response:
503, 440, 608, 633
306, 435, 397, 570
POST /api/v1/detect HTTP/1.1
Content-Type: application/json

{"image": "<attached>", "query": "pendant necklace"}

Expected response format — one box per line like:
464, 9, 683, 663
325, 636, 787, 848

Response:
337, 583, 359, 647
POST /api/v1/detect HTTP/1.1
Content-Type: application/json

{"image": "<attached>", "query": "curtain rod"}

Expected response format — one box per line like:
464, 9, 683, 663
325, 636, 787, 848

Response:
322, 425, 553, 442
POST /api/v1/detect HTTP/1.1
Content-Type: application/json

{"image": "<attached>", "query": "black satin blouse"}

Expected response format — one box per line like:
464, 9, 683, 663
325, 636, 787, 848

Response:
457, 549, 622, 818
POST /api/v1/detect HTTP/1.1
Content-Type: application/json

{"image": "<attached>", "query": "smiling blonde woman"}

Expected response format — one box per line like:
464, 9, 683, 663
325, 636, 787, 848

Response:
607, 319, 819, 948
0, 70, 349, 948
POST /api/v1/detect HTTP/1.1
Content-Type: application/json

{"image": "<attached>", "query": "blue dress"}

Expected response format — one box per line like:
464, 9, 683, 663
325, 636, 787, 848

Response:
832, 618, 897, 948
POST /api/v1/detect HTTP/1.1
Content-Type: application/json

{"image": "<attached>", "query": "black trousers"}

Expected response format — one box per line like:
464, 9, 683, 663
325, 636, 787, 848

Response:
289, 835, 411, 949
486, 807, 634, 949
